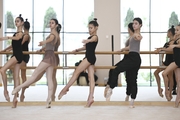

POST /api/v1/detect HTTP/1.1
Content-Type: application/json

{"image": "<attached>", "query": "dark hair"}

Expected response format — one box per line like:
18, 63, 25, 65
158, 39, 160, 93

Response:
128, 22, 134, 32
17, 14, 24, 22
24, 19, 30, 30
168, 25, 175, 36
89, 18, 99, 27
133, 17, 142, 26
0, 22, 1, 28
51, 18, 61, 34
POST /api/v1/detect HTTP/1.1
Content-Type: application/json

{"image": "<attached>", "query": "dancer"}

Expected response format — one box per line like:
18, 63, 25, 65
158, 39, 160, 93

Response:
105, 22, 134, 101
36, 23, 61, 101
104, 18, 142, 108
154, 26, 175, 99
19, 19, 31, 102
58, 18, 99, 107
160, 24, 180, 107
1, 19, 31, 102
12, 18, 61, 108
0, 14, 24, 108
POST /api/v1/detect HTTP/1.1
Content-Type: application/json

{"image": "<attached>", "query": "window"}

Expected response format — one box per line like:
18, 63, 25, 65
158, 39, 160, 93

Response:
3, 0, 94, 85
121, 0, 180, 86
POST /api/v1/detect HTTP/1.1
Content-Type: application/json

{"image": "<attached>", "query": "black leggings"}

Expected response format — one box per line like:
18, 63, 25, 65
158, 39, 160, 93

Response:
107, 52, 141, 99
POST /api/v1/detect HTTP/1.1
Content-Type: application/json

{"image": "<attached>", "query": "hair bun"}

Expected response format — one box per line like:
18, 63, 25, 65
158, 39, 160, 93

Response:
19, 14, 22, 17
171, 25, 174, 28
94, 18, 97, 21
26, 19, 28, 21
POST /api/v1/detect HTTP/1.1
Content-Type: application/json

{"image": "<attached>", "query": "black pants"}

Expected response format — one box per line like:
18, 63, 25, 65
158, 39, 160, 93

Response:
107, 52, 141, 99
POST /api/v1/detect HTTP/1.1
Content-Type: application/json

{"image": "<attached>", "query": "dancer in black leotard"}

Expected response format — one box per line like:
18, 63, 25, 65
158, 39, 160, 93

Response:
19, 19, 31, 102
160, 24, 180, 107
0, 14, 24, 108
154, 26, 175, 99
58, 18, 99, 107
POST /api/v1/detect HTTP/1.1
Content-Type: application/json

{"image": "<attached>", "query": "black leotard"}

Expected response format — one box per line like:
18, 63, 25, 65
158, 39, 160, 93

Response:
163, 41, 174, 66
173, 38, 180, 67
11, 32, 23, 63
85, 35, 98, 65
22, 34, 30, 63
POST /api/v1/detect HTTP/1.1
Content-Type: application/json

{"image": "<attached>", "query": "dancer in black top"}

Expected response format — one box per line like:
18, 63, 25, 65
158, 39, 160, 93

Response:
154, 26, 175, 99
58, 18, 99, 107
104, 18, 143, 108
160, 24, 180, 107
0, 14, 24, 108
20, 19, 31, 102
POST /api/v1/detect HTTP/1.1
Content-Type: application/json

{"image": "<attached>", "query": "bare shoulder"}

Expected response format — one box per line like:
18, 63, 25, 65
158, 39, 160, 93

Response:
134, 33, 142, 41
92, 35, 98, 42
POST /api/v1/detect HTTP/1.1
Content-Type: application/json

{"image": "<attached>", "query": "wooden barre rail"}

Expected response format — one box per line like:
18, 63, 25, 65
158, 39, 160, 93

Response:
0, 66, 166, 69
0, 51, 173, 55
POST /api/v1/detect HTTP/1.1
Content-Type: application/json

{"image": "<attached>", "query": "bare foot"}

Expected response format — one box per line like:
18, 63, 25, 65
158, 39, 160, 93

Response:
158, 88, 164, 97
4, 91, 10, 102
12, 99, 18, 108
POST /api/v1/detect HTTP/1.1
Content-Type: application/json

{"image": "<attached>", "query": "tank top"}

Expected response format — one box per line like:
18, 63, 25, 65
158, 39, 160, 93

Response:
129, 36, 140, 53
12, 32, 23, 56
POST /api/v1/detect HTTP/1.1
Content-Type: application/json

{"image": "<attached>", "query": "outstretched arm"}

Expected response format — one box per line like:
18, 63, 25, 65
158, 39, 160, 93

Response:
38, 34, 55, 46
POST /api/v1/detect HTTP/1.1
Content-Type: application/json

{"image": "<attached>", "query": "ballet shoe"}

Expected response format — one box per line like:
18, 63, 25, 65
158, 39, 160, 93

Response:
4, 91, 10, 102
46, 99, 52, 108
129, 99, 135, 108
58, 89, 68, 100
165, 91, 171, 101
20, 95, 25, 102
175, 99, 180, 108
12, 99, 18, 108
129, 105, 135, 108
12, 87, 21, 95
158, 88, 164, 98
85, 99, 94, 108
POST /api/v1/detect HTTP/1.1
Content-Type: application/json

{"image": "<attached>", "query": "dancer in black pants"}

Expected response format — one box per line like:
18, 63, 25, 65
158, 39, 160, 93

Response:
104, 22, 134, 101
104, 17, 143, 108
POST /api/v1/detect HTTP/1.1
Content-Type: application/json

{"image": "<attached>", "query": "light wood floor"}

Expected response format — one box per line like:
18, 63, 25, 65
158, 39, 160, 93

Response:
0, 86, 180, 120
